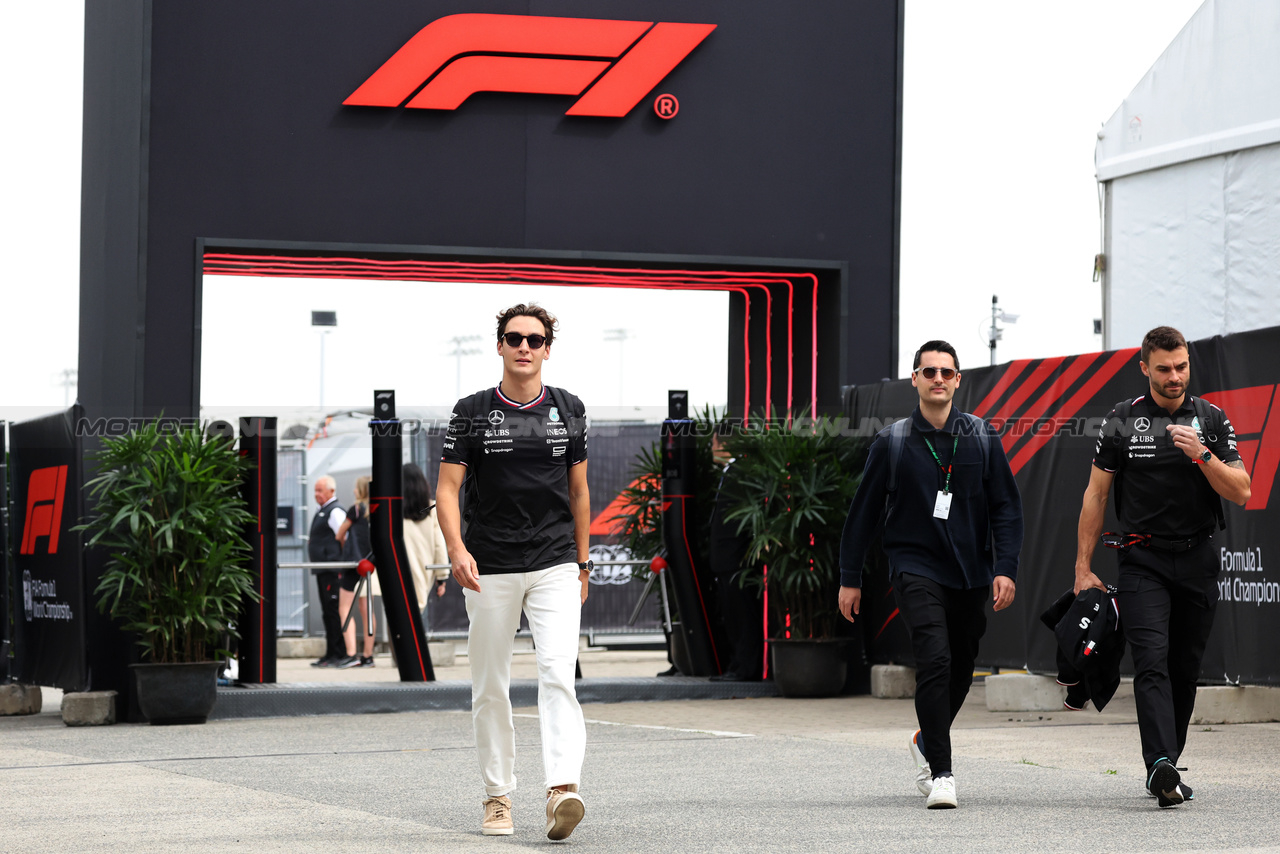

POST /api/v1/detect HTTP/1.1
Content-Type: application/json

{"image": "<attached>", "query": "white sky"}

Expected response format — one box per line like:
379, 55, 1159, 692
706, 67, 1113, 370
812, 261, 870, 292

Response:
0, 1, 1205, 422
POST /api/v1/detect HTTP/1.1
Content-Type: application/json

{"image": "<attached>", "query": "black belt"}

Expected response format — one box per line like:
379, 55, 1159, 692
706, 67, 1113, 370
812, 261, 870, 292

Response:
1102, 529, 1212, 553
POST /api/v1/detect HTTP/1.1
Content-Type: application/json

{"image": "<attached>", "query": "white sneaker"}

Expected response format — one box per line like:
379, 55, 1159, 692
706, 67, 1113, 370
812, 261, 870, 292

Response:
926, 775, 958, 809
909, 730, 932, 796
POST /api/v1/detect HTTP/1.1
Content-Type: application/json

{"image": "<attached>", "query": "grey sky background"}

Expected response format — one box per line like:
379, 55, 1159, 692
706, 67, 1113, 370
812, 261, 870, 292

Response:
0, 1, 1204, 422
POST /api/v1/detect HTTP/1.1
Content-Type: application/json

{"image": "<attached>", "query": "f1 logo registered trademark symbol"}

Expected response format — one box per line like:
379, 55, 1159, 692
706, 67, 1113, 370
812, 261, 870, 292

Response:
654, 94, 679, 119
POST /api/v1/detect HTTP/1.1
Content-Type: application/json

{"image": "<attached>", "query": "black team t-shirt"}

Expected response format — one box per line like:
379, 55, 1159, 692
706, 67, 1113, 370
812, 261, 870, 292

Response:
441, 384, 588, 574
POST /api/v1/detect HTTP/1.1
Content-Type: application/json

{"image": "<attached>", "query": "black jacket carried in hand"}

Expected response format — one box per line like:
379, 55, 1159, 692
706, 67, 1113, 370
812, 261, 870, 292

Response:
1040, 586, 1124, 711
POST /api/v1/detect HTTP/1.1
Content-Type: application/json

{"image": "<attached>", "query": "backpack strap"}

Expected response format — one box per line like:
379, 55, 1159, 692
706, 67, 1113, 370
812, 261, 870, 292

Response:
1190, 395, 1227, 531
886, 416, 911, 493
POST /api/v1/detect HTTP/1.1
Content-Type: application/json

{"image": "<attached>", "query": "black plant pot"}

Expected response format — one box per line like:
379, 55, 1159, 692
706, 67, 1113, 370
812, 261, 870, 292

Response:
769, 638, 849, 698
131, 662, 220, 725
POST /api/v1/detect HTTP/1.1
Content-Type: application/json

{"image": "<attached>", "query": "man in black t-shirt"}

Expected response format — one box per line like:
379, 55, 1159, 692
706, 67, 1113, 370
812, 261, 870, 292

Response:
437, 303, 591, 841
307, 476, 348, 667
1075, 326, 1251, 808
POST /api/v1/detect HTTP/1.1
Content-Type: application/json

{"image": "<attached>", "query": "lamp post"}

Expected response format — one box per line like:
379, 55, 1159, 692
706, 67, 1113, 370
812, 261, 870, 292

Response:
447, 335, 482, 400
311, 311, 337, 411
604, 328, 631, 406
988, 295, 1018, 367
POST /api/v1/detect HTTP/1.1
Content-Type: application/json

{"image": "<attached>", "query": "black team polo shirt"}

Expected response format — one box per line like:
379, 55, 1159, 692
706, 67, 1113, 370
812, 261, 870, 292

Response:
1093, 394, 1240, 539
442, 384, 588, 574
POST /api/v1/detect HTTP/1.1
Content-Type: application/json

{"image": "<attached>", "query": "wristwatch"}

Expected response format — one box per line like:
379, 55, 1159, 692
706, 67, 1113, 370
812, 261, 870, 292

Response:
578, 560, 594, 573
1199, 448, 1213, 463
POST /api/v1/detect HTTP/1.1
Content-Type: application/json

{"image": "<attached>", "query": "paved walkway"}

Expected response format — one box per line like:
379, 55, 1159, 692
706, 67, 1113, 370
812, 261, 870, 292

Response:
4, 649, 1278, 853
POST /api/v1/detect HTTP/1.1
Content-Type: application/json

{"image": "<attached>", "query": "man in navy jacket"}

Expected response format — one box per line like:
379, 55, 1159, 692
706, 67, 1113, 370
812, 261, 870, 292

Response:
839, 340, 1023, 809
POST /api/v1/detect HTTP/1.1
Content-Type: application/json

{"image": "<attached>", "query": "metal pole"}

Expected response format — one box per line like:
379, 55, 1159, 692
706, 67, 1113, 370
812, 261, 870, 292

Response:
319, 331, 326, 412
990, 294, 998, 367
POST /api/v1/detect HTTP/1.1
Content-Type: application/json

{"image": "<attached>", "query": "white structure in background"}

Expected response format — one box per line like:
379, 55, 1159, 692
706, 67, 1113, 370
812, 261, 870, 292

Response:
1096, 0, 1280, 349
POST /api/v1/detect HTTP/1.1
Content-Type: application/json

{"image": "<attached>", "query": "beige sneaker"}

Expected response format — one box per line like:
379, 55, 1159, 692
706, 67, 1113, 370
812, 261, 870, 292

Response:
481, 795, 513, 836
545, 785, 585, 841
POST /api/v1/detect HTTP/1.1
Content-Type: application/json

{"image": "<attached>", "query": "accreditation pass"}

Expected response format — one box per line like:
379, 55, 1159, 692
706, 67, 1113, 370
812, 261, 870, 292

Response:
933, 491, 952, 520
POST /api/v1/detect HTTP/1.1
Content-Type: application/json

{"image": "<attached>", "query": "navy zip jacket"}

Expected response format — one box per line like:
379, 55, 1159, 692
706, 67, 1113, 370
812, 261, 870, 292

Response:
839, 406, 1023, 589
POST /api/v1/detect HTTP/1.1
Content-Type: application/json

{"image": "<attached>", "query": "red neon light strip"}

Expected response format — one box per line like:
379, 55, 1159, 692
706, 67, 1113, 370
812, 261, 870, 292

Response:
1007, 347, 1137, 476
202, 254, 780, 413
203, 254, 819, 415
257, 425, 265, 680
210, 262, 763, 418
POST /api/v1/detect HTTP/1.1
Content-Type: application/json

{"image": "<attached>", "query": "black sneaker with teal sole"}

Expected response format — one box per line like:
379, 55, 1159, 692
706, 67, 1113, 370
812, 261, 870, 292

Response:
1148, 758, 1184, 808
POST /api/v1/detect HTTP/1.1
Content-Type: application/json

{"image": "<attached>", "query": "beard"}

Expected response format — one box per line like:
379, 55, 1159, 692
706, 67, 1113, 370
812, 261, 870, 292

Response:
1151, 379, 1184, 400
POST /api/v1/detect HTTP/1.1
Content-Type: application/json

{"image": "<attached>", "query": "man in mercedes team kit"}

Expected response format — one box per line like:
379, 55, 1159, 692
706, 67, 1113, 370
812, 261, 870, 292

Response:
1075, 326, 1250, 808
436, 303, 592, 840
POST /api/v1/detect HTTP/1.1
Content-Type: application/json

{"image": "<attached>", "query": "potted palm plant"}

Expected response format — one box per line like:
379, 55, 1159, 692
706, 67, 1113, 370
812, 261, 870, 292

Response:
79, 422, 257, 724
722, 413, 865, 696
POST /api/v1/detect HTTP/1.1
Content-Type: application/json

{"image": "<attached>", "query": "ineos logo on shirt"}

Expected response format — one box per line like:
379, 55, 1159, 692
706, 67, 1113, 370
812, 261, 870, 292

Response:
488, 410, 505, 426
1133, 417, 1151, 432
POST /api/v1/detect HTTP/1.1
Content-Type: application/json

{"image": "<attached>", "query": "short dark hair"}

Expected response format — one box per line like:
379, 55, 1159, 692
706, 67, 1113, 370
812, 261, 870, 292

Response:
913, 340, 959, 372
496, 303, 558, 346
1140, 326, 1187, 363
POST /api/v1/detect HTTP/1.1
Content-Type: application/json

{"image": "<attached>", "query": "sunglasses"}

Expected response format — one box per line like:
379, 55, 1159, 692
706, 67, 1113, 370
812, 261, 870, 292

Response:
501, 332, 547, 349
916, 366, 957, 380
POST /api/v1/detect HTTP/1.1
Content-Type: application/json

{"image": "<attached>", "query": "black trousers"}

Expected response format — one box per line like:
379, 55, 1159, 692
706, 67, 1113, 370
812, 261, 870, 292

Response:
1117, 540, 1218, 773
894, 572, 989, 777
315, 570, 346, 660
714, 571, 764, 678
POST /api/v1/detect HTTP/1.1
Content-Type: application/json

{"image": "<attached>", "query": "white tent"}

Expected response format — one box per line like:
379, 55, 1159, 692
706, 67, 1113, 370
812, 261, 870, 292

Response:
1096, 0, 1280, 349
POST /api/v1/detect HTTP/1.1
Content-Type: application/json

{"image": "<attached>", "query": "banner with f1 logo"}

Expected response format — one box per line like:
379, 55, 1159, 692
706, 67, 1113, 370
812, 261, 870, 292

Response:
9, 408, 88, 691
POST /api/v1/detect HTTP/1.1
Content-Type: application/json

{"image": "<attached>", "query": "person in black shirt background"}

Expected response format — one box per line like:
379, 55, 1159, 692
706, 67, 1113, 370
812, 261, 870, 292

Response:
839, 340, 1023, 810
1075, 326, 1250, 808
307, 475, 347, 668
437, 303, 591, 841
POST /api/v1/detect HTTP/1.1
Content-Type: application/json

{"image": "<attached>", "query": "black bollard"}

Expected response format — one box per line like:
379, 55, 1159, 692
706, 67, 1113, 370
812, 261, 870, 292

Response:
370, 390, 434, 681
236, 417, 277, 683
660, 391, 722, 676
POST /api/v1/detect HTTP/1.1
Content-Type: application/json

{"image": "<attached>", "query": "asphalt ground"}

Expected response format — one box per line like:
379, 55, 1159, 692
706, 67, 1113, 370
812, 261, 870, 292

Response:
4, 649, 1278, 853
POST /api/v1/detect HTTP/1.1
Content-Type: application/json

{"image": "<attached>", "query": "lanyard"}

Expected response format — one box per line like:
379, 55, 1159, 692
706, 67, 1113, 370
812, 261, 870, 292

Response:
922, 433, 959, 494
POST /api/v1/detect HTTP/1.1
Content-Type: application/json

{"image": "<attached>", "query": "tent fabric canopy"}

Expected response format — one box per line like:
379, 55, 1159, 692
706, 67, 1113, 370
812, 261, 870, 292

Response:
1098, 0, 1280, 350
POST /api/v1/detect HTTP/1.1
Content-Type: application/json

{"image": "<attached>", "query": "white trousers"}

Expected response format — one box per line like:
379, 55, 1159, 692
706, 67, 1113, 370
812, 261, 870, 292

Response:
464, 562, 585, 797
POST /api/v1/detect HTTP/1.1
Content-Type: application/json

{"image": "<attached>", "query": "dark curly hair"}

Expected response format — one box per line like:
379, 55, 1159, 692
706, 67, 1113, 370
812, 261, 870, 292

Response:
496, 303, 558, 347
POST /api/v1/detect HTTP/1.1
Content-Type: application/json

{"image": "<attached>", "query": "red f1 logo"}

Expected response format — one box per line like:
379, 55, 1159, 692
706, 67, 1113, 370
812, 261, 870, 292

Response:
1202, 386, 1280, 511
345, 14, 716, 116
20, 465, 68, 555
